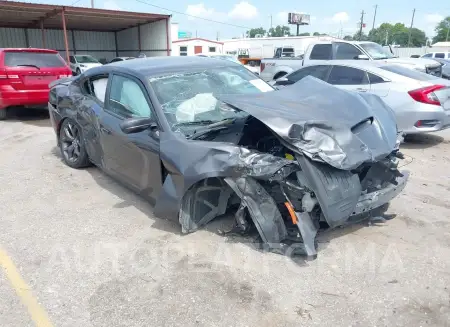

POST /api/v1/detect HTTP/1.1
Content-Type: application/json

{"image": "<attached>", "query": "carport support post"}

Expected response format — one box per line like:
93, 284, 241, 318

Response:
61, 8, 70, 64
166, 18, 170, 56
137, 24, 142, 54
40, 20, 46, 48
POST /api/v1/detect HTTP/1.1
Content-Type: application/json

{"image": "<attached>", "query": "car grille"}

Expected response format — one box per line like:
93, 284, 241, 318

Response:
426, 65, 442, 77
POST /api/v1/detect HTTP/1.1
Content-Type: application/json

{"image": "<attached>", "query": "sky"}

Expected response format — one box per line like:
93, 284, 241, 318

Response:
14, 0, 450, 40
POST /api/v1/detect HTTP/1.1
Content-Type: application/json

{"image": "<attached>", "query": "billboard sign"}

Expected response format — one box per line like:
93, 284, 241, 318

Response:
178, 31, 192, 39
288, 13, 310, 25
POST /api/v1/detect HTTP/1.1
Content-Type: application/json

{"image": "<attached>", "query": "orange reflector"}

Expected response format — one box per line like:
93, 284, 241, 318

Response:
284, 201, 297, 224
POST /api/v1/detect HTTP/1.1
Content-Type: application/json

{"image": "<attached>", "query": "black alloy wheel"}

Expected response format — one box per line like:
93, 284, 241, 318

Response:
59, 119, 90, 168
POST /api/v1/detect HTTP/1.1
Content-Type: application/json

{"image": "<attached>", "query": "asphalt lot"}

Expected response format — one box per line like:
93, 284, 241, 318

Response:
1, 108, 450, 327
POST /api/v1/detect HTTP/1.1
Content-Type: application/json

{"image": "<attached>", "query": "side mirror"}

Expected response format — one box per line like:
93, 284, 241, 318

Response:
356, 54, 370, 60
275, 77, 294, 86
120, 117, 155, 134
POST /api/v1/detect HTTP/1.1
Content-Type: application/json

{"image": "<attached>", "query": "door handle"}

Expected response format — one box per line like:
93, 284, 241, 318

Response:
100, 126, 111, 134
356, 88, 367, 92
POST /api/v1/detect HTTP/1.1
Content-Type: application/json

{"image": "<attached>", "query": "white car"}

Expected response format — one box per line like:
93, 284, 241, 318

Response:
422, 52, 450, 60
270, 61, 450, 135
195, 53, 260, 75
69, 55, 103, 75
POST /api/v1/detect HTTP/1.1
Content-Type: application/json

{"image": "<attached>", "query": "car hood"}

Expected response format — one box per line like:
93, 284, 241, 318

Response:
383, 57, 440, 68
80, 63, 102, 68
220, 76, 399, 170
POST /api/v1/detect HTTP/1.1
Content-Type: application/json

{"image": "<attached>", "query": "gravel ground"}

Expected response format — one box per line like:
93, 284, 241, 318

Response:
1, 108, 449, 327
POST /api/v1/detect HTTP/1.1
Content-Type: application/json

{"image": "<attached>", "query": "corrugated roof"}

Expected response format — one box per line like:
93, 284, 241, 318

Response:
0, 0, 170, 32
172, 38, 224, 45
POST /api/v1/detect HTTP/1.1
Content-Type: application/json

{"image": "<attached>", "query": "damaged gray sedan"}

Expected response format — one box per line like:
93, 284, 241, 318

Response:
48, 56, 409, 259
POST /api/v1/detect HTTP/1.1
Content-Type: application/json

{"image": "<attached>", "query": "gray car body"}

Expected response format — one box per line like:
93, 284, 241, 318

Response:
48, 56, 408, 258
274, 61, 450, 135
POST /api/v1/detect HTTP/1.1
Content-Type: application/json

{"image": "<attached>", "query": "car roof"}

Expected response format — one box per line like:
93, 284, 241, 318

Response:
106, 56, 237, 76
0, 48, 58, 53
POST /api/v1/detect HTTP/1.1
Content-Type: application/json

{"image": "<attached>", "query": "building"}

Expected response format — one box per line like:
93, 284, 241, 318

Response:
172, 38, 224, 56
0, 0, 171, 62
221, 35, 340, 58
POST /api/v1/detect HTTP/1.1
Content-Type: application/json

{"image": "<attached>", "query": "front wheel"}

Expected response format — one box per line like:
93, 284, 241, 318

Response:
59, 119, 90, 169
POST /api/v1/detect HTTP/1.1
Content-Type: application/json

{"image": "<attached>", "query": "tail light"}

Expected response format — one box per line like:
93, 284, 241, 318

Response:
0, 69, 19, 85
408, 85, 445, 106
260, 62, 265, 72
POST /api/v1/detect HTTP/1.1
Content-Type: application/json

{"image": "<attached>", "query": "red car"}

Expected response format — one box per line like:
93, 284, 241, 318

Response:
0, 48, 72, 120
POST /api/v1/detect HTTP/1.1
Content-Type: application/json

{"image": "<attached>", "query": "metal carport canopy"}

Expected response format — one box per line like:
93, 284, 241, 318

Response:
0, 0, 171, 62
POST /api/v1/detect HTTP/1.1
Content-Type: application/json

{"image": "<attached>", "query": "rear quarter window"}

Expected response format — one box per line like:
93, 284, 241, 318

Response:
4, 51, 66, 68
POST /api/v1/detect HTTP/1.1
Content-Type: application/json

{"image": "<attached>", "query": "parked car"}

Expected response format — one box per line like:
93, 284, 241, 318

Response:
48, 56, 408, 259
270, 61, 450, 135
422, 52, 450, 60
109, 57, 135, 63
0, 48, 71, 120
431, 58, 450, 79
68, 55, 102, 75
260, 41, 443, 81
195, 53, 260, 75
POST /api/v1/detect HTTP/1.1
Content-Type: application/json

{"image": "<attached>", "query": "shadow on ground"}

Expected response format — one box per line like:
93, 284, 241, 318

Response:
4, 107, 50, 127
401, 134, 446, 150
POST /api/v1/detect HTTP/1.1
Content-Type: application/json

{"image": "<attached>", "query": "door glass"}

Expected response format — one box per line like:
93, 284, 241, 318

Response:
435, 53, 445, 58
309, 44, 332, 60
109, 75, 152, 118
335, 43, 362, 59
368, 73, 385, 84
422, 53, 432, 58
328, 66, 369, 85
288, 65, 329, 82
69, 56, 76, 63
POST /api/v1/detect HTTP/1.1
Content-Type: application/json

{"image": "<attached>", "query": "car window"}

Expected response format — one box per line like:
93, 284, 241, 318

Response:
82, 75, 108, 103
328, 66, 369, 85
422, 53, 432, 58
108, 75, 152, 118
335, 43, 362, 59
75, 55, 99, 64
110, 58, 121, 63
368, 73, 385, 84
380, 65, 437, 81
435, 53, 445, 58
69, 56, 76, 64
287, 65, 330, 82
275, 48, 282, 57
4, 51, 66, 68
309, 44, 332, 60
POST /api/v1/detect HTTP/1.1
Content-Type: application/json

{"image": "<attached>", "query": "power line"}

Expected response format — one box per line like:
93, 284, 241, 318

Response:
133, 0, 253, 29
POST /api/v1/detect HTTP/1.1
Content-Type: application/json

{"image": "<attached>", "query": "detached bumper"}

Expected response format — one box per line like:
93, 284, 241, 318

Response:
352, 170, 409, 216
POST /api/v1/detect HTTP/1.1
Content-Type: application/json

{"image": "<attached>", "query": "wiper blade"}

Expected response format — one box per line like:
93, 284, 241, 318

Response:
187, 118, 237, 140
174, 120, 215, 127
16, 64, 40, 70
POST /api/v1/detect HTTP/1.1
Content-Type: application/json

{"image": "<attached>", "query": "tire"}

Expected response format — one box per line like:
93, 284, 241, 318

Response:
0, 109, 7, 120
76, 68, 81, 76
59, 119, 90, 169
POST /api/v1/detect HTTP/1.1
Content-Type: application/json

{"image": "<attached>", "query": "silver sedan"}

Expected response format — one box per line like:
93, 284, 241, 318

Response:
271, 61, 450, 135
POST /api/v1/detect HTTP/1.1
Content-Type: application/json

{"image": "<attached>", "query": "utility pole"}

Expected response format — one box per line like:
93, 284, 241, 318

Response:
385, 30, 389, 45
91, 0, 94, 8
270, 14, 273, 29
446, 21, 450, 41
407, 8, 415, 47
372, 5, 378, 30
358, 10, 365, 40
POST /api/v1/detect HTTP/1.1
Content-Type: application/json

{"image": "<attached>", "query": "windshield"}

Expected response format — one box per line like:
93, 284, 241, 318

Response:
214, 55, 242, 64
359, 43, 395, 60
75, 55, 99, 63
4, 51, 66, 68
149, 65, 274, 134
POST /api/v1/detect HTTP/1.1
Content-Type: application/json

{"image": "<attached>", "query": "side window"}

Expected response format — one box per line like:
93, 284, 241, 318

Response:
335, 43, 362, 59
309, 44, 332, 60
435, 53, 445, 58
275, 48, 282, 57
108, 75, 152, 119
82, 75, 108, 103
110, 58, 120, 63
368, 73, 385, 84
327, 66, 368, 85
288, 65, 330, 82
422, 53, 432, 58
69, 56, 76, 63
208, 47, 216, 53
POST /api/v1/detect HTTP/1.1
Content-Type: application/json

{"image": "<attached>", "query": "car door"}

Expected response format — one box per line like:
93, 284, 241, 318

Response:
326, 65, 370, 92
100, 72, 162, 201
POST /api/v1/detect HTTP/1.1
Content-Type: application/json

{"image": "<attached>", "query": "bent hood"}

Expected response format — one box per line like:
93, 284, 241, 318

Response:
220, 76, 398, 170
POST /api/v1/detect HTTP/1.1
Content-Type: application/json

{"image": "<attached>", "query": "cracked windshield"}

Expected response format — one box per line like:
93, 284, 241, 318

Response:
149, 65, 274, 134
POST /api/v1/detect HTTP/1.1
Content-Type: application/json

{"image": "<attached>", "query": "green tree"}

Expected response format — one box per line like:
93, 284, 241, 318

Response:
313, 32, 320, 36
343, 35, 353, 41
353, 32, 370, 41
408, 28, 427, 47
367, 22, 426, 46
268, 25, 291, 37
432, 16, 450, 44
246, 27, 266, 38
297, 32, 311, 36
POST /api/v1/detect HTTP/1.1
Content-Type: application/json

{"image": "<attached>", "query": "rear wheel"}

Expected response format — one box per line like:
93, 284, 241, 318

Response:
76, 68, 81, 76
273, 72, 287, 80
0, 109, 7, 120
59, 119, 90, 169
